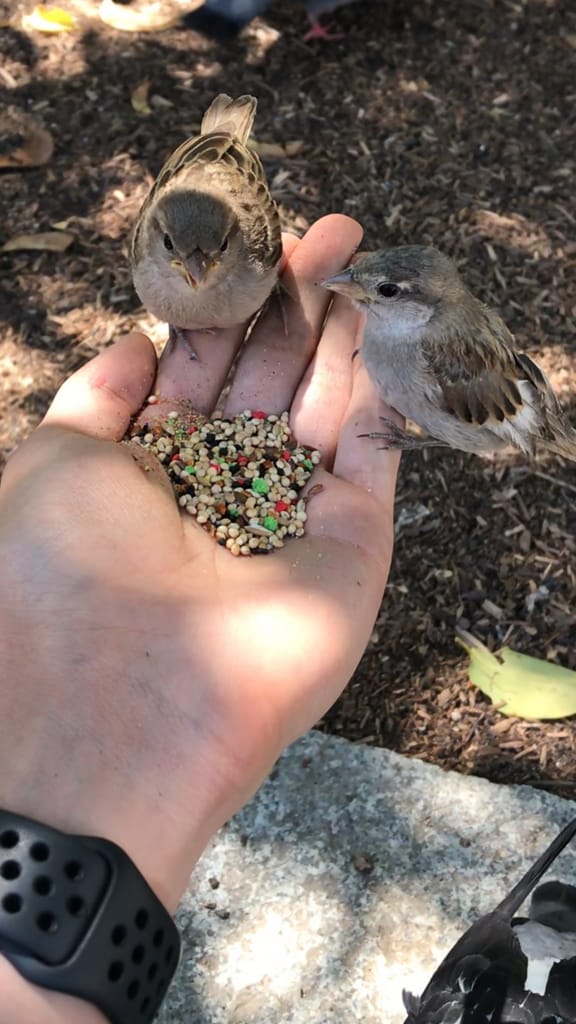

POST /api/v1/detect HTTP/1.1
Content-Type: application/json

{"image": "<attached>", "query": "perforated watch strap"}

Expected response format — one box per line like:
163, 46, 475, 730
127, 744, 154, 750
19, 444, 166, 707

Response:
0, 811, 181, 1024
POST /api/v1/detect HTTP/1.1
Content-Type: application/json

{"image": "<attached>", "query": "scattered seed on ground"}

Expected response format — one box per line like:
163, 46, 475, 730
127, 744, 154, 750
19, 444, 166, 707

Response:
127, 406, 322, 555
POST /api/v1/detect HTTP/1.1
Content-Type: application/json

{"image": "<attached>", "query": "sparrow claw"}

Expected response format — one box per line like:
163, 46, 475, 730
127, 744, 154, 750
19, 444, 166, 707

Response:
275, 280, 290, 335
359, 418, 448, 451
302, 18, 345, 41
168, 325, 200, 360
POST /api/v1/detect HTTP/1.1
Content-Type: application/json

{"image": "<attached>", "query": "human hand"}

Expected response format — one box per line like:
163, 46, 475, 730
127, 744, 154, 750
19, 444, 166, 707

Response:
0, 215, 400, 922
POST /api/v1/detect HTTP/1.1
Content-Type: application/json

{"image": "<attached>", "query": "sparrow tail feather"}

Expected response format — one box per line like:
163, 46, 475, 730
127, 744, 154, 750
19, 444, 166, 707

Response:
200, 93, 257, 143
544, 433, 576, 462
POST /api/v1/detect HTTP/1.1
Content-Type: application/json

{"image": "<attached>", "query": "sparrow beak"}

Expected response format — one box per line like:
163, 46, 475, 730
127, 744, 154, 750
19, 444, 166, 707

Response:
321, 268, 365, 301
171, 248, 213, 288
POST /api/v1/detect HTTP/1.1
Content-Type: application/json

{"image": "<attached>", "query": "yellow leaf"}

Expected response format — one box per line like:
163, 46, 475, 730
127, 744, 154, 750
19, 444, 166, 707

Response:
22, 6, 76, 32
3, 231, 75, 252
98, 0, 181, 32
457, 628, 576, 720
131, 80, 152, 116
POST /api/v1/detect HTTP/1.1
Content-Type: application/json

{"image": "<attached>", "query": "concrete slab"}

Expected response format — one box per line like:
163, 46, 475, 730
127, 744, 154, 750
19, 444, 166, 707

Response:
159, 730, 576, 1024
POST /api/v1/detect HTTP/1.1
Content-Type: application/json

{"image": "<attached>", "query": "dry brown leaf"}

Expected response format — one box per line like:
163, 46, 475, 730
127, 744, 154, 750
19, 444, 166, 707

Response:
99, 0, 182, 31
0, 111, 54, 169
22, 5, 77, 32
3, 231, 75, 252
131, 80, 152, 116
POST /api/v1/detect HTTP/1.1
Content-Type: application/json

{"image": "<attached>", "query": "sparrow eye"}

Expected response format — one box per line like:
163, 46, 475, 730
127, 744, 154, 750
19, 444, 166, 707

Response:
163, 234, 174, 252
220, 237, 229, 253
377, 282, 400, 299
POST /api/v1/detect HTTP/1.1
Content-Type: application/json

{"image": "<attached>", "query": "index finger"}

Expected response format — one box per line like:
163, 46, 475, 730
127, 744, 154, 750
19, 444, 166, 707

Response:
333, 358, 402, 510
224, 215, 363, 416
151, 234, 301, 416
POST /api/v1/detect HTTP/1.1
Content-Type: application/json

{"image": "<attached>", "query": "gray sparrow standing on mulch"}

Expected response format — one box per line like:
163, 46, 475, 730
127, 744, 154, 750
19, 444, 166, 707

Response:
323, 245, 576, 460
131, 93, 282, 339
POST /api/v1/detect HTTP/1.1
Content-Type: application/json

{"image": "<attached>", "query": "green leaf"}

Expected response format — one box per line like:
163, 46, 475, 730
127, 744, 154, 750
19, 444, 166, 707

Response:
456, 628, 576, 720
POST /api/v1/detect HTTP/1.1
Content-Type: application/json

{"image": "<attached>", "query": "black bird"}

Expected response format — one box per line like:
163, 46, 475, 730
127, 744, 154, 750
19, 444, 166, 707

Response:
403, 817, 576, 1024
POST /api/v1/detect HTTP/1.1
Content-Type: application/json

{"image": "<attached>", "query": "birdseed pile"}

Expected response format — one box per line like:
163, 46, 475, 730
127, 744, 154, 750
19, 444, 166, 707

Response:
128, 403, 322, 555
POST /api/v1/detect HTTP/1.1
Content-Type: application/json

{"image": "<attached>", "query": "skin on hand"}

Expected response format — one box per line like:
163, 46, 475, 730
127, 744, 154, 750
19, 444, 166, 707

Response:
0, 216, 400, 929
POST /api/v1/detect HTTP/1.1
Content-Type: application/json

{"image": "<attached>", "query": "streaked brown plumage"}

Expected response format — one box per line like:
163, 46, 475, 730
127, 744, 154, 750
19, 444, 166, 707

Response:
131, 93, 282, 333
322, 246, 576, 461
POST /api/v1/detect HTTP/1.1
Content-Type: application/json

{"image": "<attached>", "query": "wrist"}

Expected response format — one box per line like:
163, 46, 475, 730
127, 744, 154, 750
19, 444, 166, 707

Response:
0, 594, 225, 912
0, 954, 107, 1024
0, 706, 225, 913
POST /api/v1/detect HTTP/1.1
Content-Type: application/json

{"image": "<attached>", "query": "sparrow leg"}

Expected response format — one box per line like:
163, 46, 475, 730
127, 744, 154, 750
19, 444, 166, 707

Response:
251, 285, 289, 336
302, 16, 345, 41
168, 325, 199, 360
275, 280, 290, 335
359, 418, 449, 450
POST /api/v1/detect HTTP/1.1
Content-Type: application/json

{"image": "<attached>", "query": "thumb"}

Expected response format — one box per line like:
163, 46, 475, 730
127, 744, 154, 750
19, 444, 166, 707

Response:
42, 333, 157, 439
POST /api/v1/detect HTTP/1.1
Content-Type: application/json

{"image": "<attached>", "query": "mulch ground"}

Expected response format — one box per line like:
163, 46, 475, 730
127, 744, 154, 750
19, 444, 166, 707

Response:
1, 0, 575, 797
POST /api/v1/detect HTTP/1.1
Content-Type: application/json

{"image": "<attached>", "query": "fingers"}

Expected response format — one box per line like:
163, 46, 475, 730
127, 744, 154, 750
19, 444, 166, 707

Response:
42, 333, 157, 439
290, 294, 361, 467
333, 357, 402, 512
152, 235, 301, 417
224, 214, 363, 416
152, 324, 247, 417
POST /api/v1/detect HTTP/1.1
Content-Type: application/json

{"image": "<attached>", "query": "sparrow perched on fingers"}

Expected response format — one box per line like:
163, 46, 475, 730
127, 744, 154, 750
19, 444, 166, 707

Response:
131, 93, 282, 343
322, 246, 576, 460
402, 816, 576, 1024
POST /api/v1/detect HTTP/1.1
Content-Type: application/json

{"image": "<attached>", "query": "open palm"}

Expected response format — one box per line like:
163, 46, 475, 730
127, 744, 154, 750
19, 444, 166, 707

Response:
0, 214, 399, 910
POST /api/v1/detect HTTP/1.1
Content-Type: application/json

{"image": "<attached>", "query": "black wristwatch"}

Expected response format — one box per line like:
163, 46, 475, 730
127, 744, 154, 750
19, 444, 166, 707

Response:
0, 810, 181, 1024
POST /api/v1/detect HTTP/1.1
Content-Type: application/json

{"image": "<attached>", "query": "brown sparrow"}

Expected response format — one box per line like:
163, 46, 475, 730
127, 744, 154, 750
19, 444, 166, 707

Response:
322, 246, 576, 460
131, 93, 282, 340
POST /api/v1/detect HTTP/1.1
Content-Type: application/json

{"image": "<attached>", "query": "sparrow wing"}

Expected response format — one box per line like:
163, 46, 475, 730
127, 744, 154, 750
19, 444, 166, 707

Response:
423, 305, 555, 432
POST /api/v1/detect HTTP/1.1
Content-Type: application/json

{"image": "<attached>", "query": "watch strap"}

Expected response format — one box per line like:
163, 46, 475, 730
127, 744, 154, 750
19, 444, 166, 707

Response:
0, 810, 181, 1024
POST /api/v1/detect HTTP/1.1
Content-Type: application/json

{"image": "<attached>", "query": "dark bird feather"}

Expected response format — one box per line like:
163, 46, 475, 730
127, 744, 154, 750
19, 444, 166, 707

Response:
404, 818, 576, 1024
